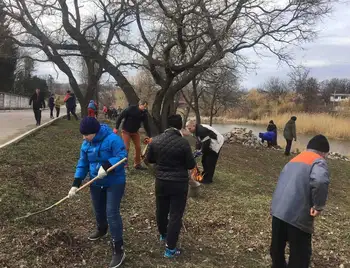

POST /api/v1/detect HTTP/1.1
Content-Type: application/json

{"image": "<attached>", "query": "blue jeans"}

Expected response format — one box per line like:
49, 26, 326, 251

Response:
90, 184, 125, 245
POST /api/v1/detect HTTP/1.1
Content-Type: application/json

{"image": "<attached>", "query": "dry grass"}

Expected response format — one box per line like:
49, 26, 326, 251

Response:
204, 113, 350, 140
0, 119, 349, 267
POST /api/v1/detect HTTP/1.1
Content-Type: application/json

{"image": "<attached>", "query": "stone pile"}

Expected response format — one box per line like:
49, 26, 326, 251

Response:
327, 152, 350, 161
223, 127, 263, 148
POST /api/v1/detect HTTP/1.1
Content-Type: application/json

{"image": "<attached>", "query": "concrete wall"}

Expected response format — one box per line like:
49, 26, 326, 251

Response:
0, 92, 31, 110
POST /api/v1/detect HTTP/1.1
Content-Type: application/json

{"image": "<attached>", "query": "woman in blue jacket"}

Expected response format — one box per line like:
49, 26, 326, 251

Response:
68, 117, 127, 268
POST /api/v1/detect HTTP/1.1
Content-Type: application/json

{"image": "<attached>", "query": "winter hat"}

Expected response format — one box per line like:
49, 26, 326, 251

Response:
168, 114, 183, 130
307, 134, 330, 153
291, 116, 297, 121
80, 116, 101, 135
269, 120, 274, 124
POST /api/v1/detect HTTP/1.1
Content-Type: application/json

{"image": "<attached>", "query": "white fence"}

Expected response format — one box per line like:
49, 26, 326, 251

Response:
0, 92, 31, 110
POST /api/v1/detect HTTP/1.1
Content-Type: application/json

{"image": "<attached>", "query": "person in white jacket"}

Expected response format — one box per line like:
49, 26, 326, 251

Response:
186, 120, 224, 184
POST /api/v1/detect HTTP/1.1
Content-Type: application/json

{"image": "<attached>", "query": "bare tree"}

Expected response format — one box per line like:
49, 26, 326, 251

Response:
201, 66, 241, 125
1, 0, 134, 115
1, 0, 335, 130
115, 0, 333, 130
289, 66, 320, 112
261, 77, 289, 102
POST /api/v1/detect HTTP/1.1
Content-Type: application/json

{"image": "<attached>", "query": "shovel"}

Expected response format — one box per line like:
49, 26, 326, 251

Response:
14, 157, 127, 221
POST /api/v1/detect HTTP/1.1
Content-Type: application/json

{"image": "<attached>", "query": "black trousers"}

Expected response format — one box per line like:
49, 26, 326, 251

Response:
55, 107, 60, 118
33, 109, 42, 125
49, 106, 54, 118
285, 139, 293, 155
270, 217, 312, 268
201, 149, 220, 183
155, 179, 188, 250
67, 107, 78, 120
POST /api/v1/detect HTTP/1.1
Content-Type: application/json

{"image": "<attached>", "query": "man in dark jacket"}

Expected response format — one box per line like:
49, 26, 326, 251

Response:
64, 90, 79, 120
29, 88, 46, 126
146, 114, 196, 258
283, 116, 297, 155
185, 120, 224, 184
48, 93, 55, 119
114, 100, 151, 170
270, 135, 330, 268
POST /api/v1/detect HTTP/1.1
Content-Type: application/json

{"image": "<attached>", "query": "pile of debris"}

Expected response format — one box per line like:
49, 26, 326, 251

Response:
327, 152, 350, 161
223, 127, 263, 148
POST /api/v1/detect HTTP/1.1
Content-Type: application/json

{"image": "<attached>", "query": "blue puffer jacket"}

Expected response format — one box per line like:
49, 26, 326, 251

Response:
74, 124, 127, 187
259, 131, 276, 142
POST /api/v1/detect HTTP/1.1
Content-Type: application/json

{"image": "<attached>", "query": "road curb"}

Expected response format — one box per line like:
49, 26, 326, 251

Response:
0, 108, 80, 149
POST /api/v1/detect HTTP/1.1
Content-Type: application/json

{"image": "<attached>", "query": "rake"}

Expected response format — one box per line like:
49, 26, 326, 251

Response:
14, 157, 127, 221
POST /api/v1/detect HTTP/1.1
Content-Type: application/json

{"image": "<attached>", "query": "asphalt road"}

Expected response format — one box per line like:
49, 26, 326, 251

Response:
0, 108, 68, 146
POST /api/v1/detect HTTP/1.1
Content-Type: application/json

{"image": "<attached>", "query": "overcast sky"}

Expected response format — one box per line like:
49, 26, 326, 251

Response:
34, 1, 350, 90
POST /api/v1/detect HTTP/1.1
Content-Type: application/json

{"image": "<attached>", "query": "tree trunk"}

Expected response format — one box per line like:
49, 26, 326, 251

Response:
183, 105, 191, 128
209, 91, 217, 126
192, 78, 201, 124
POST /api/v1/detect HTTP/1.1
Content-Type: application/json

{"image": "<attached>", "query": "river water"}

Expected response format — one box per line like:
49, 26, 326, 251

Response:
212, 123, 350, 156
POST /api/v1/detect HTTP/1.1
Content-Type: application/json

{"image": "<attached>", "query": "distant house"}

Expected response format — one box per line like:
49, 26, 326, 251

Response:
330, 93, 350, 103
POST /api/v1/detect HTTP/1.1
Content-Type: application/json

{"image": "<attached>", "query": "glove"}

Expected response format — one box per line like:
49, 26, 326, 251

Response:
68, 187, 78, 198
193, 150, 203, 158
97, 166, 107, 179
113, 128, 118, 134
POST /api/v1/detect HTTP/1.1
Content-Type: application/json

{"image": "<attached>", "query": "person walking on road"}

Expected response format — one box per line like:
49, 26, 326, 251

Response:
54, 95, 63, 118
146, 114, 196, 258
283, 116, 297, 156
64, 90, 79, 120
185, 120, 224, 184
270, 134, 330, 268
114, 100, 151, 170
48, 93, 55, 119
68, 117, 127, 268
29, 88, 46, 126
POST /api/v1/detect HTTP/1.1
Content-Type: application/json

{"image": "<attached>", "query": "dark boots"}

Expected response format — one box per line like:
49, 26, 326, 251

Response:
88, 228, 107, 241
109, 240, 125, 268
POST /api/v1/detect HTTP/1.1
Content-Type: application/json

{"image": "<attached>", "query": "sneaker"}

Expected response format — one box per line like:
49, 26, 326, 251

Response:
164, 247, 181, 258
88, 229, 108, 241
110, 242, 125, 268
134, 164, 147, 170
160, 234, 167, 242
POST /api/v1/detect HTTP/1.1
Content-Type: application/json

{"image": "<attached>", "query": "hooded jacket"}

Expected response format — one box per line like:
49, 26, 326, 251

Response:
271, 150, 330, 234
283, 119, 296, 140
74, 124, 127, 187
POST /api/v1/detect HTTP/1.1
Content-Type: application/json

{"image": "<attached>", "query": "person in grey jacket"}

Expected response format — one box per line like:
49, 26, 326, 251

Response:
270, 134, 330, 268
283, 116, 297, 155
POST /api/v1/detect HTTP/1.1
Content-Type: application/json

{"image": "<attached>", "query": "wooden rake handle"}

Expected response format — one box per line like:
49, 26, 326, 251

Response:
76, 157, 127, 193
14, 157, 127, 221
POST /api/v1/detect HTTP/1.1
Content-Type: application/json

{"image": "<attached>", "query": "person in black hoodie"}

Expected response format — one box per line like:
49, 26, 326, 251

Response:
48, 93, 55, 119
29, 88, 46, 126
146, 114, 196, 258
114, 100, 151, 170
64, 90, 78, 120
267, 120, 278, 146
